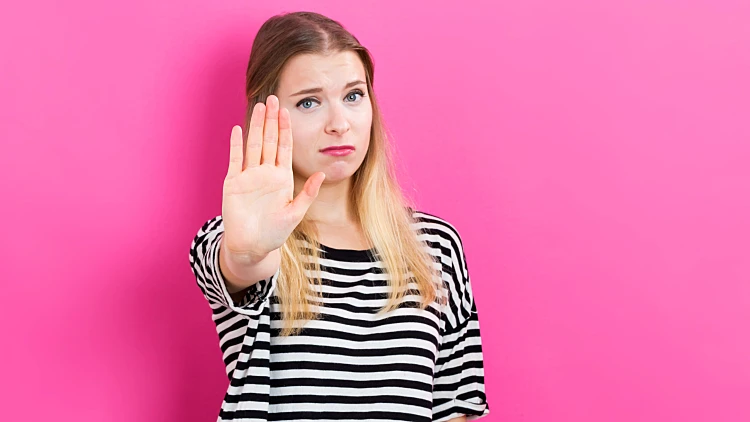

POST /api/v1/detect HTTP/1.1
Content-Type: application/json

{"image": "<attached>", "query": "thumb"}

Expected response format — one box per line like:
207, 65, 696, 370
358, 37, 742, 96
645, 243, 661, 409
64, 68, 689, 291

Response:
289, 172, 325, 219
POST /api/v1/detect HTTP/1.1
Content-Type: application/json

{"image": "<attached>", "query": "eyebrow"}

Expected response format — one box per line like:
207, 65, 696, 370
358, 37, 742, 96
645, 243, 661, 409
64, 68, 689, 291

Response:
289, 80, 366, 97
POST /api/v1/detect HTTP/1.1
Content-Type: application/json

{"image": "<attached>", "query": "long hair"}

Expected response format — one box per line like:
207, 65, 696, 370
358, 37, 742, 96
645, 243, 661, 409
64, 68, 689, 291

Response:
243, 11, 444, 336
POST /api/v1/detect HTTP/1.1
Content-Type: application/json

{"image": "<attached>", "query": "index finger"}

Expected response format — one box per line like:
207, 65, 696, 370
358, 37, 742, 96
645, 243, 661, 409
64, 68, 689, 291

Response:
276, 107, 293, 168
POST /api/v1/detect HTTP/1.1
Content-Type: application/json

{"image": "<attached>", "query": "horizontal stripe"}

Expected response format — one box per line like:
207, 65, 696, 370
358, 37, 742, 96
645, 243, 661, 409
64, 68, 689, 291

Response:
189, 210, 489, 422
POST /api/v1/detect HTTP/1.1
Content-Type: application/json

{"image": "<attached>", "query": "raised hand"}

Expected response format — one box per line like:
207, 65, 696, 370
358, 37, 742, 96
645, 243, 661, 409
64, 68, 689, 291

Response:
221, 95, 326, 263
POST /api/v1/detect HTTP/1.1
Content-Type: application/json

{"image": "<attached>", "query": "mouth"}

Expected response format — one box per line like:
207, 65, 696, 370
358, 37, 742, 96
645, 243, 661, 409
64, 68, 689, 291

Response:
320, 145, 355, 156
320, 145, 354, 152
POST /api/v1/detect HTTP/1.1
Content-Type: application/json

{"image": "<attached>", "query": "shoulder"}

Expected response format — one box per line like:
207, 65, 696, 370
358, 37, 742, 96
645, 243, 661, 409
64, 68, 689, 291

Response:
409, 208, 467, 261
409, 208, 476, 330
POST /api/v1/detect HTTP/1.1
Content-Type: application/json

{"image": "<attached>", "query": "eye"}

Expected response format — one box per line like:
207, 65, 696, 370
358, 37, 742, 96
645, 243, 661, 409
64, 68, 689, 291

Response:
296, 97, 320, 110
345, 89, 366, 102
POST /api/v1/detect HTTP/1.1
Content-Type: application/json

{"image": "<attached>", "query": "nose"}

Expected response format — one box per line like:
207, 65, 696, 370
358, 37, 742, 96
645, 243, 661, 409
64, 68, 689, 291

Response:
324, 103, 350, 135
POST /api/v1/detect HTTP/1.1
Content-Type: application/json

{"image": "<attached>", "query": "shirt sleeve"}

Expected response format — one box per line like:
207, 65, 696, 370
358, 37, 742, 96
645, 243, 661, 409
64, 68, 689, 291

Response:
432, 228, 490, 422
188, 215, 279, 316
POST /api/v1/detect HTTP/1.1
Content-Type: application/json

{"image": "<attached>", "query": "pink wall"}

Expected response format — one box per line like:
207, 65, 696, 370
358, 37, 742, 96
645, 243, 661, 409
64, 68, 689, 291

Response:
2, 0, 749, 421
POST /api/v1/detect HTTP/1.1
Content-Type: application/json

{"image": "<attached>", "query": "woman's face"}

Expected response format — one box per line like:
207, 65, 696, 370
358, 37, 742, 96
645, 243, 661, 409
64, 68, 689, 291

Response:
276, 51, 373, 185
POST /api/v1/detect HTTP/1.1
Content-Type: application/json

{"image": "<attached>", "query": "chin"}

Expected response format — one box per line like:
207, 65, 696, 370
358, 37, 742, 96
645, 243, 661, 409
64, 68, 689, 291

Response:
321, 164, 358, 183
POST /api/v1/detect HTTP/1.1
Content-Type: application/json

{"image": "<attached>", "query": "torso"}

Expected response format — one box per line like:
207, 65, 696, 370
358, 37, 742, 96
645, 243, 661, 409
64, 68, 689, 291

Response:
264, 241, 442, 421
188, 209, 489, 421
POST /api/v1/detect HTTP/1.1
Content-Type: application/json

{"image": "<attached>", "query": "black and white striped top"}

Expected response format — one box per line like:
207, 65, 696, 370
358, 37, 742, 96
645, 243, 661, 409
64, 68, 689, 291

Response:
189, 210, 489, 422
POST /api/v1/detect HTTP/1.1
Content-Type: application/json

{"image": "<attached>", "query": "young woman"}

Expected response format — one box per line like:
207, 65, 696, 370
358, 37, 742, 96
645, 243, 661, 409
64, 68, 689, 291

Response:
189, 11, 489, 422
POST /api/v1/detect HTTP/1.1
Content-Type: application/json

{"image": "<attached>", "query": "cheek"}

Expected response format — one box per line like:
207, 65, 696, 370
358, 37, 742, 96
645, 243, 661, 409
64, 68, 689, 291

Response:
351, 105, 373, 132
290, 115, 321, 148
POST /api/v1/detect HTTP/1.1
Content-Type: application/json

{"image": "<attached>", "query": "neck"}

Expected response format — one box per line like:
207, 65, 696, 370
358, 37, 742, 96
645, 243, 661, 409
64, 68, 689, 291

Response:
294, 174, 357, 227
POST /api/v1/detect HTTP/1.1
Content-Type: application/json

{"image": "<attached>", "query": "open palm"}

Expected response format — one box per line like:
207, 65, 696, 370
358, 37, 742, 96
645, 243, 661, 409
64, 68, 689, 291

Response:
222, 95, 325, 260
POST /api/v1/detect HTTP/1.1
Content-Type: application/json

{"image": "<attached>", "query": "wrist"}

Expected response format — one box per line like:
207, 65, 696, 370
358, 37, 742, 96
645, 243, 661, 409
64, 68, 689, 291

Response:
220, 235, 268, 268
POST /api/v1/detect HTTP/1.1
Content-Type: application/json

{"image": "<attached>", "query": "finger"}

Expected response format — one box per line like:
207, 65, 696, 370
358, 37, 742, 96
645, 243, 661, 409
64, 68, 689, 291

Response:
289, 172, 326, 220
227, 125, 244, 177
244, 102, 265, 170
277, 107, 293, 168
261, 95, 279, 165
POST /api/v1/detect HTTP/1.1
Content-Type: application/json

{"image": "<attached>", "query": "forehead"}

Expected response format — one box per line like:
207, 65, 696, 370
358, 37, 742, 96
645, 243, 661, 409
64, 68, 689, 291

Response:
277, 51, 366, 92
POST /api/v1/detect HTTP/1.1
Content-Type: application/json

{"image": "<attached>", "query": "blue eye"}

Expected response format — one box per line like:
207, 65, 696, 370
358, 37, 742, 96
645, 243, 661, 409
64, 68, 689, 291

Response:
345, 90, 365, 102
297, 98, 318, 109
295, 90, 365, 110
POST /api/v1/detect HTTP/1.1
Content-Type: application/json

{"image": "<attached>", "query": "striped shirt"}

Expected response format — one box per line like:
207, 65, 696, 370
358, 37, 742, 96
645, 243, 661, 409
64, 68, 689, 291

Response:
188, 210, 489, 422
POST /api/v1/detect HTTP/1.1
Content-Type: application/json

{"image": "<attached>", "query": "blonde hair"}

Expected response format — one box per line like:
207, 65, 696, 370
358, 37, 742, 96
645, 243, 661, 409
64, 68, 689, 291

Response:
243, 12, 444, 336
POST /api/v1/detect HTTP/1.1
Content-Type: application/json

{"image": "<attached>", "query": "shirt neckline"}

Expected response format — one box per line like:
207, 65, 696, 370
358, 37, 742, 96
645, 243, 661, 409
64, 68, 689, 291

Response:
318, 242, 376, 260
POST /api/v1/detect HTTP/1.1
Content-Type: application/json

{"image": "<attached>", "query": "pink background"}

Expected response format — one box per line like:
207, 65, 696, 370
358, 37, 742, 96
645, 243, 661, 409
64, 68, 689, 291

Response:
2, 0, 749, 421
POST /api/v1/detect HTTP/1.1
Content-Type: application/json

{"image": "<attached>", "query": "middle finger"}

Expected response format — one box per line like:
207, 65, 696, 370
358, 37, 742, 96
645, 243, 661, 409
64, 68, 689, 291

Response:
261, 95, 279, 165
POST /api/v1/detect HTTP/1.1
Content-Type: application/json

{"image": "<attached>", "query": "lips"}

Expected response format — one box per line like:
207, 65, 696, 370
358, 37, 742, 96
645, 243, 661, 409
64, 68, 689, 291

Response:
321, 145, 355, 152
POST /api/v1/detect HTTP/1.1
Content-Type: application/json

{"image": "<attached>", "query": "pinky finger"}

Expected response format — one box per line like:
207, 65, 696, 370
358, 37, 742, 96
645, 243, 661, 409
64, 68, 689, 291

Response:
227, 125, 244, 177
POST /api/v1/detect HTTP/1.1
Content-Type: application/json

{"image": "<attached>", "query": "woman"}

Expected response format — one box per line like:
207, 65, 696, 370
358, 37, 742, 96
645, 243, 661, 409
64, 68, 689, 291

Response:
189, 11, 489, 422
